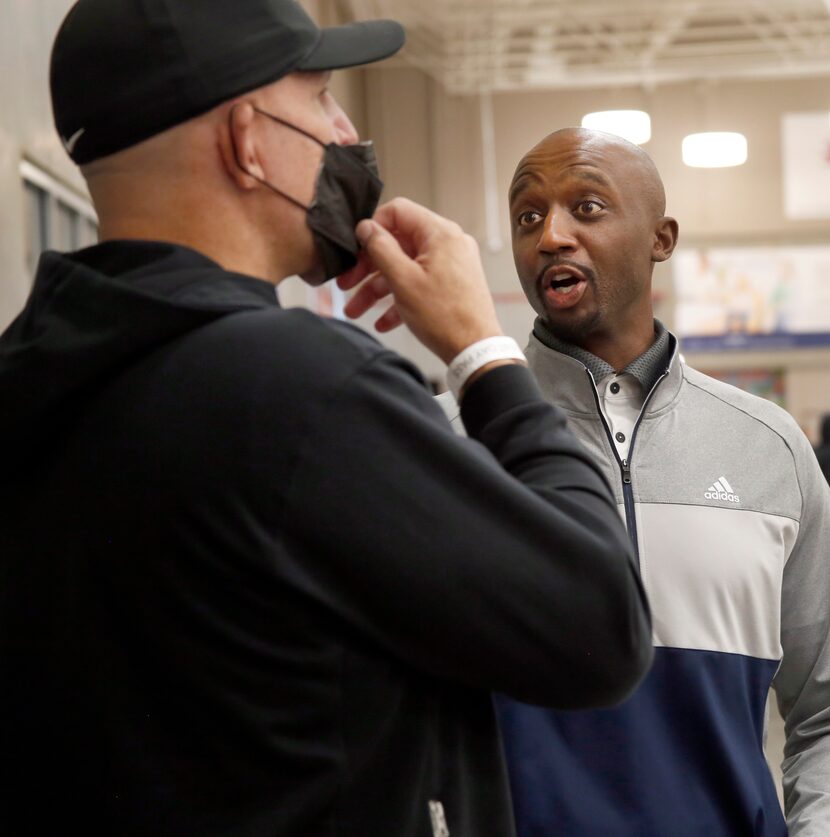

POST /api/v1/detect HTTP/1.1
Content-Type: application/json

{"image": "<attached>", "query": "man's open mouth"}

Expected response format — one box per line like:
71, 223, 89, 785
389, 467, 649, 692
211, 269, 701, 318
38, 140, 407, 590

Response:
548, 273, 581, 294
541, 265, 589, 309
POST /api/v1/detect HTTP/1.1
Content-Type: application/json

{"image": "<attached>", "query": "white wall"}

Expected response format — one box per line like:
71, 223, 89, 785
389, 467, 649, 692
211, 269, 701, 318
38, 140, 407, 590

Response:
0, 0, 82, 330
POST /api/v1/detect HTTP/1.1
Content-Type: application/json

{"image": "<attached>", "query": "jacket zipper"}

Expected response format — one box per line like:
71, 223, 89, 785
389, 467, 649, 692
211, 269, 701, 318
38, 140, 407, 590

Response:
585, 362, 672, 562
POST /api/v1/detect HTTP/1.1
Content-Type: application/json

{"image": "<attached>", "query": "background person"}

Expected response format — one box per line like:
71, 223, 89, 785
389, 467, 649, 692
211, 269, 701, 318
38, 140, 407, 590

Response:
0, 5, 652, 836
439, 127, 830, 836
813, 413, 830, 485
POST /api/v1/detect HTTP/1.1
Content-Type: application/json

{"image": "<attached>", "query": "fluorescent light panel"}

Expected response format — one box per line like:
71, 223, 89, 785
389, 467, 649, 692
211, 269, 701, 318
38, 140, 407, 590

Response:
682, 132, 747, 168
581, 110, 651, 145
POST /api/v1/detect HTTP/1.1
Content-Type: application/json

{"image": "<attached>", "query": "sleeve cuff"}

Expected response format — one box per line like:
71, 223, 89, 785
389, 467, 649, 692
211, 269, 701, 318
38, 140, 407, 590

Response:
459, 364, 543, 439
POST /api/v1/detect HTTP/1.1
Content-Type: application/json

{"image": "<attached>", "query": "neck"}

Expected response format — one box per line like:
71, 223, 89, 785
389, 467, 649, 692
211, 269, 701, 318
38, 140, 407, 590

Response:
87, 163, 303, 285
83, 117, 312, 284
536, 311, 657, 371
579, 326, 656, 372
97, 212, 292, 285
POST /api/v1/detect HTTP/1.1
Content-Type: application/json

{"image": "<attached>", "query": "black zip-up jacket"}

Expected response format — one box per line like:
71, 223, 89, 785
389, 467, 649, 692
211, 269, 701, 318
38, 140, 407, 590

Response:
0, 240, 652, 836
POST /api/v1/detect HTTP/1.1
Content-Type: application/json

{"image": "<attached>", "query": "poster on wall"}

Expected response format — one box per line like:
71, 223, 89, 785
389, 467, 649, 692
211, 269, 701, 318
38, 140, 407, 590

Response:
782, 112, 830, 220
673, 246, 830, 351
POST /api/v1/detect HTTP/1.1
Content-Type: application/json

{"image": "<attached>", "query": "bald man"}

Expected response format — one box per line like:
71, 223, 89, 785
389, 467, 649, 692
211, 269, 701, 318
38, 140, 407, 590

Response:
491, 129, 830, 835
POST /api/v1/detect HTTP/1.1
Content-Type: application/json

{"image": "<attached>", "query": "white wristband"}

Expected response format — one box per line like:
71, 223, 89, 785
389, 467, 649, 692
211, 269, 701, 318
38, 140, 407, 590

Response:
446, 336, 526, 400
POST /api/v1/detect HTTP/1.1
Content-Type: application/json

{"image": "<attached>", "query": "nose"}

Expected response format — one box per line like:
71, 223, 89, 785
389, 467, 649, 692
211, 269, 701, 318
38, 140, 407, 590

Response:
537, 210, 578, 254
326, 93, 359, 146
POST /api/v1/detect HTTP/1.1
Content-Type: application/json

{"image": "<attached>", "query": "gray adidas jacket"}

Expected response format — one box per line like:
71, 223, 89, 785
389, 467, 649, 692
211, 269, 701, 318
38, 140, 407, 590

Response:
438, 330, 830, 836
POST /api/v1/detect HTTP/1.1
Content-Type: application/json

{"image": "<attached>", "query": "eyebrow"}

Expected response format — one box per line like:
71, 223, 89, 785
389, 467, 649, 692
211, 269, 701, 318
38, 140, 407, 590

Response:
508, 171, 543, 205
571, 169, 612, 188
509, 166, 613, 206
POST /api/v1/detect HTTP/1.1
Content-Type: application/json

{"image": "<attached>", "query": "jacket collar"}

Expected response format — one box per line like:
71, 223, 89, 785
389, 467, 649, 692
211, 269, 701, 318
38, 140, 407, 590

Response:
71, 239, 280, 311
524, 329, 683, 418
532, 317, 671, 392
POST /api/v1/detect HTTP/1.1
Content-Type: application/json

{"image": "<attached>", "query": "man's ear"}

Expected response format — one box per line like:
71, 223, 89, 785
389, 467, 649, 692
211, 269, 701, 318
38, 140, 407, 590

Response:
652, 216, 679, 263
218, 102, 265, 190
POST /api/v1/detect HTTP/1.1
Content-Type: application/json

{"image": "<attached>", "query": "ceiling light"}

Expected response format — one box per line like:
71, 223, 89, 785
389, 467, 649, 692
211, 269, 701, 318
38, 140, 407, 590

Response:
682, 132, 747, 168
581, 110, 651, 145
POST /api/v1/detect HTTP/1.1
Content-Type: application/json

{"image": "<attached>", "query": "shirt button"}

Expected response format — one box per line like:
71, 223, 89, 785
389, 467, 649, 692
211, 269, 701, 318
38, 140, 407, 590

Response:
615, 432, 626, 443
610, 382, 620, 394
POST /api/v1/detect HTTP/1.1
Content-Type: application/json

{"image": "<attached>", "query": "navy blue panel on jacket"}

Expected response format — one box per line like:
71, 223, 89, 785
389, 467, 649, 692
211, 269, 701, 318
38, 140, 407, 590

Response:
498, 649, 784, 836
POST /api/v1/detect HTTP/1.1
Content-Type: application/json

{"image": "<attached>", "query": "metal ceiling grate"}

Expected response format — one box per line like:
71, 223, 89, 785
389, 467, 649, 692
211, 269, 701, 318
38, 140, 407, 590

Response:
342, 0, 830, 92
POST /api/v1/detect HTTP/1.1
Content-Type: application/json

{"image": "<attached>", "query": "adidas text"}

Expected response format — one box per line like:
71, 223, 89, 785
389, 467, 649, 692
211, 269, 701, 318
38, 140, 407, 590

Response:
704, 490, 740, 503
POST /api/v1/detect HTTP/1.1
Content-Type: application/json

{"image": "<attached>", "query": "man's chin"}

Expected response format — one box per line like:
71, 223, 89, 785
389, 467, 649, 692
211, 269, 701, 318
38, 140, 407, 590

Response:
541, 308, 601, 347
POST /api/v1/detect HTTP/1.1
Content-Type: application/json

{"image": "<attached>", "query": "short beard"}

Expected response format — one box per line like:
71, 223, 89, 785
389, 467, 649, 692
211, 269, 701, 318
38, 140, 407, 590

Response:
540, 308, 603, 349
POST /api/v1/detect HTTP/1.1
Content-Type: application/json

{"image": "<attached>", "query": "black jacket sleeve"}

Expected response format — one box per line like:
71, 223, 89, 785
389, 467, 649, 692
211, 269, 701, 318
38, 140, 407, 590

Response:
280, 351, 652, 709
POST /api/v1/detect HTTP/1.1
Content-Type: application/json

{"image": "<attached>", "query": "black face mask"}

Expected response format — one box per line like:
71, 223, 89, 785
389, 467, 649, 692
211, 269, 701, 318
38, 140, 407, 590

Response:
233, 106, 383, 284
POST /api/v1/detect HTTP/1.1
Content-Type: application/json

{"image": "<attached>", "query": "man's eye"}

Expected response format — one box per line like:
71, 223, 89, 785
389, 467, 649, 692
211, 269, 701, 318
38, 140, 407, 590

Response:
577, 200, 603, 215
517, 210, 542, 226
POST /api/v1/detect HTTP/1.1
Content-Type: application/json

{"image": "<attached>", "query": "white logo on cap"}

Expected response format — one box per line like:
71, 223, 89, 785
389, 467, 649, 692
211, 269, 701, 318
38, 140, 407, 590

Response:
62, 127, 86, 155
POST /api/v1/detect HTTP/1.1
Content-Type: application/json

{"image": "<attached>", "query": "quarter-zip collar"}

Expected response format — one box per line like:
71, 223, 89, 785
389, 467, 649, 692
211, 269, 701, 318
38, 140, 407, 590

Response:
525, 326, 682, 419
532, 317, 671, 393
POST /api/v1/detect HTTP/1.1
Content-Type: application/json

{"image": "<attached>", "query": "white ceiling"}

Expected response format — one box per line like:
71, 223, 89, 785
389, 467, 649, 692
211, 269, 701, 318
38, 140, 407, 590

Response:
342, 0, 830, 93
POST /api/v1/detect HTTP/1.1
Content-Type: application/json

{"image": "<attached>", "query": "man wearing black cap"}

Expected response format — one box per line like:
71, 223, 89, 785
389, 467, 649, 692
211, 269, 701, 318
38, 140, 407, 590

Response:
0, 2, 653, 835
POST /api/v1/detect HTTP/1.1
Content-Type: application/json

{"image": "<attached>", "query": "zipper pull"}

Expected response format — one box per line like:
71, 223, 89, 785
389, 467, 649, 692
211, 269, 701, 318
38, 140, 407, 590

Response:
621, 459, 632, 484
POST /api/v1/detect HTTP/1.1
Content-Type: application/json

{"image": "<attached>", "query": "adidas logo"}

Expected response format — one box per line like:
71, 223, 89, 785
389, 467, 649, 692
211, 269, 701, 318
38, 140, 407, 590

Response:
704, 476, 740, 504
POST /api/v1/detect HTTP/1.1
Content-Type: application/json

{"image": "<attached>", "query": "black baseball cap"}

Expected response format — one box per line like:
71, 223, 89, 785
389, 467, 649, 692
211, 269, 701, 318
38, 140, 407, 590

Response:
50, 0, 405, 165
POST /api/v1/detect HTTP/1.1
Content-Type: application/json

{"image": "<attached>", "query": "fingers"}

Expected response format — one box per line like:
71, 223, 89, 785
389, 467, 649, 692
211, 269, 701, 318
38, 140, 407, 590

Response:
337, 197, 503, 362
364, 198, 447, 261
340, 271, 402, 333
343, 271, 390, 320
371, 197, 439, 248
354, 219, 421, 291
336, 250, 374, 291
375, 305, 403, 333
337, 198, 444, 292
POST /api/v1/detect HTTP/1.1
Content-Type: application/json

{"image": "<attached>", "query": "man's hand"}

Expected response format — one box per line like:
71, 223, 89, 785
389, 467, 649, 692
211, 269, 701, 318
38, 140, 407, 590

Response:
337, 198, 504, 365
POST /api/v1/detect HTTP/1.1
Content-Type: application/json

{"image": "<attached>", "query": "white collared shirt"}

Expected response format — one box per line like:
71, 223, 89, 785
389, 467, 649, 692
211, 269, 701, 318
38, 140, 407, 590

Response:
595, 371, 645, 462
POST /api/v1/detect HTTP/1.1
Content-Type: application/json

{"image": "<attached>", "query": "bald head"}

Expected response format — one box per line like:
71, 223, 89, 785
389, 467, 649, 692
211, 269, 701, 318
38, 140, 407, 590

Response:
512, 127, 666, 220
